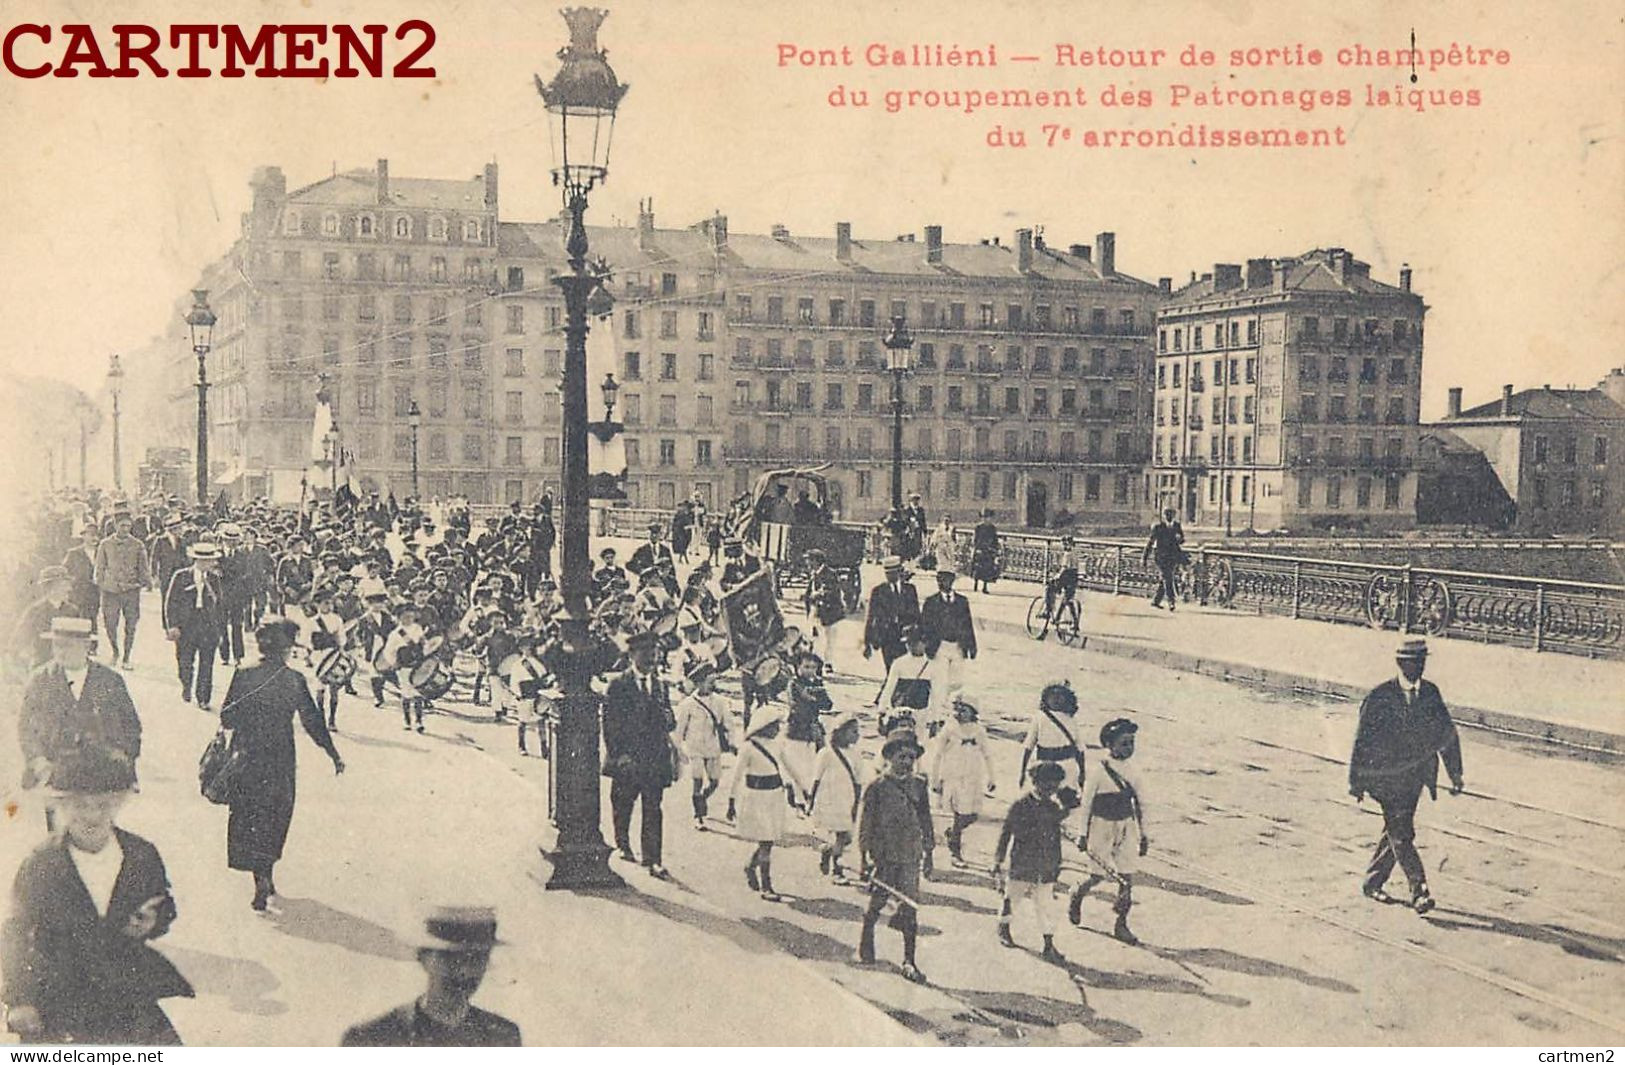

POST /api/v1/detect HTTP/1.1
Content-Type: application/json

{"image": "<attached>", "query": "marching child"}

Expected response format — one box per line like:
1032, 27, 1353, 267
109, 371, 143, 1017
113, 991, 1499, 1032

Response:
305, 588, 349, 730
802, 550, 847, 674
1068, 718, 1149, 944
856, 727, 932, 984
928, 695, 997, 868
992, 761, 1079, 963
783, 650, 832, 807
874, 626, 933, 732
503, 630, 552, 757
808, 712, 864, 884
673, 659, 731, 828
726, 705, 792, 902
379, 601, 428, 733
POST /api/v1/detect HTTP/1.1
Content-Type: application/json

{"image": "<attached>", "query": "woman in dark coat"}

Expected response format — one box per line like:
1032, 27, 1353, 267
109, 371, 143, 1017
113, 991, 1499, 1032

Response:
220, 618, 344, 911
970, 510, 1001, 593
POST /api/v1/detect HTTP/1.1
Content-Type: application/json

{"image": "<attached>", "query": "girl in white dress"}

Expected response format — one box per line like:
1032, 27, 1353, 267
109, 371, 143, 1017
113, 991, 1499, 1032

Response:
726, 704, 791, 902
928, 695, 997, 867
808, 712, 864, 884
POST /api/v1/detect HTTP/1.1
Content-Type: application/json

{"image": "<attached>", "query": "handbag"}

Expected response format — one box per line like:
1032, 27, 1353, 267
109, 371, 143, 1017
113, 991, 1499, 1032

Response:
199, 726, 243, 805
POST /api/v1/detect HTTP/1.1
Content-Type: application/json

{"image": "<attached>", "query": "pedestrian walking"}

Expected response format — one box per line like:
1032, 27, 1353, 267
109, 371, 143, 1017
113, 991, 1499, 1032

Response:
1143, 507, 1186, 611
874, 625, 933, 726
856, 728, 932, 983
63, 528, 101, 635
993, 760, 1078, 963
0, 749, 192, 1045
216, 523, 250, 666
672, 658, 730, 829
783, 650, 831, 806
863, 556, 920, 674
809, 712, 864, 885
9, 565, 78, 669
163, 541, 225, 710
928, 695, 996, 867
803, 550, 848, 672
93, 506, 149, 669
148, 515, 189, 608
218, 618, 345, 912
602, 630, 677, 880
341, 906, 521, 1047
1068, 718, 1148, 943
919, 567, 977, 730
726, 704, 792, 902
969, 510, 1000, 593
1020, 682, 1087, 795
1349, 639, 1464, 914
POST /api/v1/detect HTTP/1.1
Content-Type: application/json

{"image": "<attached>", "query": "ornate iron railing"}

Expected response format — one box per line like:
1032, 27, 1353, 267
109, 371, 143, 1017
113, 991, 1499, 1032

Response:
939, 529, 1625, 659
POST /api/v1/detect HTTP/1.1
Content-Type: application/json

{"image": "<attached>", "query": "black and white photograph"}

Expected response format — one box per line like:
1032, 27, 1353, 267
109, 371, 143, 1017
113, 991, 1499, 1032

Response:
0, 0, 1621, 1050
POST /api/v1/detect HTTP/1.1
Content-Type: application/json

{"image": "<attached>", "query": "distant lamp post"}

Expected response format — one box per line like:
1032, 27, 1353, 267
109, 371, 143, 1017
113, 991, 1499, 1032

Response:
407, 399, 422, 499
106, 354, 125, 491
76, 401, 91, 488
882, 315, 914, 511
535, 5, 629, 891
185, 290, 216, 505
600, 372, 620, 421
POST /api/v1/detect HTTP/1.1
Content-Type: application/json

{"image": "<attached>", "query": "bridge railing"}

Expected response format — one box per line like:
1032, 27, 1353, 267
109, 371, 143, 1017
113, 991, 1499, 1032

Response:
940, 528, 1625, 660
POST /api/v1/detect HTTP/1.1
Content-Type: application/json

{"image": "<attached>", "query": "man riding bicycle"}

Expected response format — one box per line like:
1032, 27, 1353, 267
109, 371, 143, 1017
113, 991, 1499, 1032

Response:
1036, 534, 1080, 641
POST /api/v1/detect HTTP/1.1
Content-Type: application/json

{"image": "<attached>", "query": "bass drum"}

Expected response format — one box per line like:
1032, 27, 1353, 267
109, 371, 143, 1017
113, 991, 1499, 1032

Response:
314, 649, 356, 687
409, 657, 455, 702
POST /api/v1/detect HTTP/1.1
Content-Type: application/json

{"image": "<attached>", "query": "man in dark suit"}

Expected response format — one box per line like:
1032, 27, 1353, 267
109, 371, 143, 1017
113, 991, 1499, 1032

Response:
1143, 507, 1186, 611
9, 566, 78, 669
162, 542, 225, 709
863, 556, 921, 671
1, 751, 191, 1045
903, 492, 928, 546
214, 524, 250, 666
239, 526, 274, 626
919, 567, 977, 719
341, 906, 520, 1047
148, 515, 189, 605
628, 524, 677, 595
601, 630, 677, 878
62, 528, 101, 635
1348, 639, 1464, 914
18, 616, 143, 796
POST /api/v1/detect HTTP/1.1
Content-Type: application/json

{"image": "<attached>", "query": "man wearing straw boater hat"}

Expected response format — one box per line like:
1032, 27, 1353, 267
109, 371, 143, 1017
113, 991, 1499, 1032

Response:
18, 617, 142, 800
1348, 638, 1465, 915
162, 540, 226, 710
340, 906, 520, 1046
0, 749, 192, 1045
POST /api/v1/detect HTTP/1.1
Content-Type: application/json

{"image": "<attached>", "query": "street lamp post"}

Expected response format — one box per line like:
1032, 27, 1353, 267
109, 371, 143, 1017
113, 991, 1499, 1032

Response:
882, 315, 914, 511
106, 354, 125, 491
408, 400, 422, 500
185, 290, 216, 506
536, 6, 629, 891
77, 403, 89, 488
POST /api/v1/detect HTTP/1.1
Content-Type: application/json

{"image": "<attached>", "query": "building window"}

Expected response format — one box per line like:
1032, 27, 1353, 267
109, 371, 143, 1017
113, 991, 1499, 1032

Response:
659, 395, 677, 426
660, 310, 678, 339
1084, 474, 1100, 502
1004, 388, 1021, 415
697, 353, 714, 381
503, 437, 523, 465
429, 217, 447, 241
1113, 475, 1130, 504
1385, 475, 1402, 509
1356, 477, 1372, 508
1533, 435, 1549, 464
661, 352, 678, 381
860, 300, 877, 327
975, 472, 991, 500
503, 391, 523, 424
504, 349, 524, 377
1298, 476, 1314, 506
766, 297, 784, 324
622, 352, 642, 381
358, 214, 374, 237
825, 383, 844, 411
394, 216, 412, 239
1563, 437, 1578, 465
464, 219, 482, 242
1591, 480, 1607, 507
857, 384, 874, 412
945, 471, 961, 499
857, 470, 873, 499
697, 312, 714, 340
1595, 437, 1609, 466
1327, 475, 1343, 508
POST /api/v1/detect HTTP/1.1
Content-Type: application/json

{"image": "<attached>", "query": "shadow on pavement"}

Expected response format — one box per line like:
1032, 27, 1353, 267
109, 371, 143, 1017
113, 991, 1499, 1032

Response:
338, 732, 431, 755
1425, 907, 1625, 962
1158, 946, 1358, 992
163, 945, 287, 1016
1062, 957, 1250, 1009
948, 982, 1146, 1045
584, 883, 780, 957
1136, 870, 1254, 907
266, 896, 415, 961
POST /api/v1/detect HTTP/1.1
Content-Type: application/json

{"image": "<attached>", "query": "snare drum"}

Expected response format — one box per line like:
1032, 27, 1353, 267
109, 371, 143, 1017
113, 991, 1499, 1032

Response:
421, 634, 446, 657
314, 649, 356, 687
409, 657, 455, 701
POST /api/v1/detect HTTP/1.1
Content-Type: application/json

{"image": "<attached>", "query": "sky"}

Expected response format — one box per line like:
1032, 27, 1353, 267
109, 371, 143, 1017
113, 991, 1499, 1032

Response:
1, 0, 1621, 421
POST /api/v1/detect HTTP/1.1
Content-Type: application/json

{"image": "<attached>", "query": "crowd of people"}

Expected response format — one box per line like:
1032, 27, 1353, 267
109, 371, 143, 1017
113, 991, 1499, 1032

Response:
2, 484, 1468, 1046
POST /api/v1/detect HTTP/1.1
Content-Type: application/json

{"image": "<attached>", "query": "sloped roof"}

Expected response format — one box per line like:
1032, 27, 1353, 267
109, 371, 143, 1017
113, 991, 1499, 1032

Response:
1457, 388, 1625, 422
288, 169, 490, 211
1165, 248, 1412, 307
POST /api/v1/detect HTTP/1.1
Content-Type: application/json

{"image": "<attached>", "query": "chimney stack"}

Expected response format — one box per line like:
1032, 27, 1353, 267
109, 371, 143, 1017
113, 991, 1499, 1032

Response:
482, 162, 498, 212
637, 199, 655, 251
1245, 257, 1273, 289
1501, 384, 1514, 415
1399, 263, 1412, 292
925, 224, 943, 264
1157, 277, 1172, 296
1272, 261, 1288, 293
770, 223, 790, 242
1069, 243, 1091, 261
1016, 228, 1034, 273
835, 221, 852, 262
1095, 231, 1116, 276
1213, 263, 1243, 291
1447, 387, 1462, 418
711, 212, 728, 256
376, 158, 390, 204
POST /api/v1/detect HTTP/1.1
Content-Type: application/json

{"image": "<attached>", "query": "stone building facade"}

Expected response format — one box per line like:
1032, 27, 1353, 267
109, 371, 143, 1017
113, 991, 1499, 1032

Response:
1152, 250, 1426, 532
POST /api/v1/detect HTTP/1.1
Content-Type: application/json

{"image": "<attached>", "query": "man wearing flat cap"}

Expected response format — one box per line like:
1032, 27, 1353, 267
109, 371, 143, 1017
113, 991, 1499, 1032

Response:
1348, 638, 1464, 914
341, 906, 520, 1046
1, 749, 191, 1045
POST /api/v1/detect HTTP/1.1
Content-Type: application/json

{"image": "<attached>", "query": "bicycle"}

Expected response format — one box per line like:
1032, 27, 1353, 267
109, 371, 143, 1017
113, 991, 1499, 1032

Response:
1025, 589, 1082, 645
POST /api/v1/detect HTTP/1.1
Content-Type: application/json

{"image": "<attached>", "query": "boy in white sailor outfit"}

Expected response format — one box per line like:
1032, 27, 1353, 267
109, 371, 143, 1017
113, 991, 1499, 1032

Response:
1068, 717, 1149, 944
672, 659, 731, 829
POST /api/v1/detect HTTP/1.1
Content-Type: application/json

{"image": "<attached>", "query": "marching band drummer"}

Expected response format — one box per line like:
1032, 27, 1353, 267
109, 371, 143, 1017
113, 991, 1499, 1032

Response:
378, 601, 429, 734
500, 629, 554, 758
303, 587, 352, 731
671, 658, 732, 830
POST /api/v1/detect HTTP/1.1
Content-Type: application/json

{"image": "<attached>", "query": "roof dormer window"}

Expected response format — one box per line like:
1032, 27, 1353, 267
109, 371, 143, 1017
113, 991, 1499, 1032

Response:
358, 213, 375, 238
322, 212, 340, 237
394, 216, 413, 239
429, 216, 448, 242
463, 219, 482, 242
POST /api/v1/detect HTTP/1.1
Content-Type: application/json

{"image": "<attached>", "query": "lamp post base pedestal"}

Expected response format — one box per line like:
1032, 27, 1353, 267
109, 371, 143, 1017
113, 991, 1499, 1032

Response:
542, 841, 626, 891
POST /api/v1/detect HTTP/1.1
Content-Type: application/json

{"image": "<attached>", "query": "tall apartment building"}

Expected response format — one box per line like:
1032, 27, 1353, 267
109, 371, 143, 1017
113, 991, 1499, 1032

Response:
496, 204, 728, 510
716, 221, 1162, 526
1152, 250, 1426, 532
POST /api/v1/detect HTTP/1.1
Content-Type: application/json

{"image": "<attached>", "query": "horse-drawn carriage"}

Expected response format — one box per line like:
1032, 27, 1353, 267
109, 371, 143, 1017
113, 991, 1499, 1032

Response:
735, 467, 865, 612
